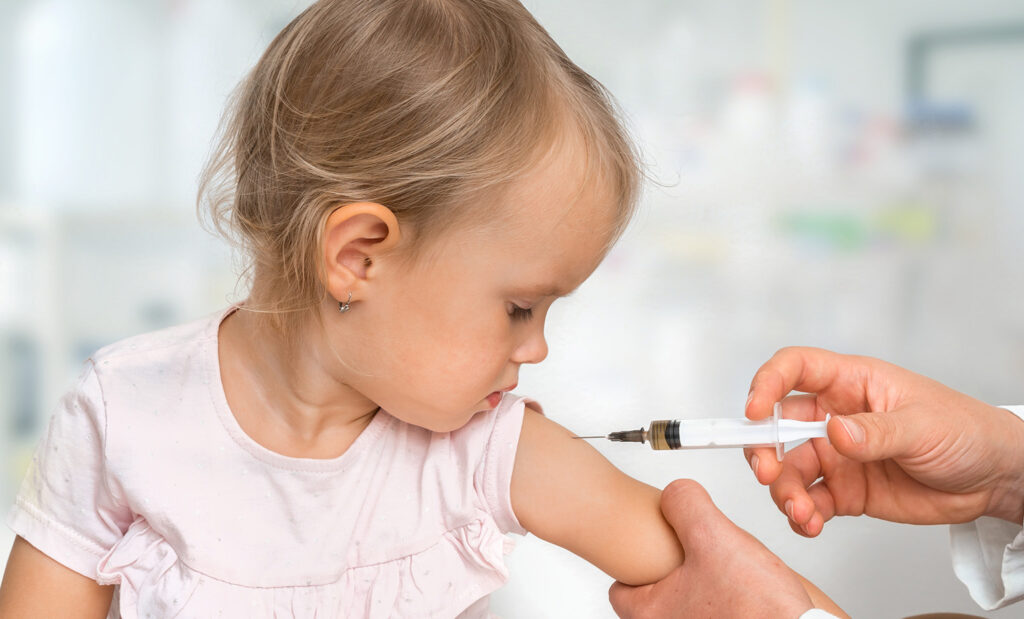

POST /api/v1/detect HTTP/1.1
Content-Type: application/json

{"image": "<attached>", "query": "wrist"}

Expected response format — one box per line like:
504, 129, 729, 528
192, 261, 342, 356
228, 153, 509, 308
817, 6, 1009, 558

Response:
983, 406, 1024, 524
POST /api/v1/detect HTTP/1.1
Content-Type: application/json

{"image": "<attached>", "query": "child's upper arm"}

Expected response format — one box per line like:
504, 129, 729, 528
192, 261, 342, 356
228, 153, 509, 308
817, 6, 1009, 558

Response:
0, 536, 114, 618
510, 406, 685, 586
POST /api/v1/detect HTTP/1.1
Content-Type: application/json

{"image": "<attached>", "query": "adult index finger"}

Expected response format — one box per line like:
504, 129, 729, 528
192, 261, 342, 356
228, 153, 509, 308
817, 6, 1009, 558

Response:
746, 347, 852, 420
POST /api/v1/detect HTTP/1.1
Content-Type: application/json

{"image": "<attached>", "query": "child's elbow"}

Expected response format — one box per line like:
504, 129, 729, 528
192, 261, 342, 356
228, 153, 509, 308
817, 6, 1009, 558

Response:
601, 534, 685, 586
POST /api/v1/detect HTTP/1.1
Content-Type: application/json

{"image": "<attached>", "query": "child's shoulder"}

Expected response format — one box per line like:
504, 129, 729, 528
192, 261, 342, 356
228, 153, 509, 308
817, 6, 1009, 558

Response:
90, 307, 224, 371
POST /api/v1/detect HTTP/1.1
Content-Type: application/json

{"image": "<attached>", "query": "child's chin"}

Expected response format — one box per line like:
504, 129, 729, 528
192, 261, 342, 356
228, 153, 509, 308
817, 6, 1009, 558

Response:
422, 414, 477, 434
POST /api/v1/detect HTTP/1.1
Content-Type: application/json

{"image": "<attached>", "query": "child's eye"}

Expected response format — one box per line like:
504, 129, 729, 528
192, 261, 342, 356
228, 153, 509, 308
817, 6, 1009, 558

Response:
508, 304, 534, 322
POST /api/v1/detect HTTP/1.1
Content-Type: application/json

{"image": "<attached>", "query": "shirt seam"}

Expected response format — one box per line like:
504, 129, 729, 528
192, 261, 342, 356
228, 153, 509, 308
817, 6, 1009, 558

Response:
84, 358, 122, 509
336, 514, 503, 572
92, 332, 211, 366
167, 513, 502, 588
13, 496, 108, 559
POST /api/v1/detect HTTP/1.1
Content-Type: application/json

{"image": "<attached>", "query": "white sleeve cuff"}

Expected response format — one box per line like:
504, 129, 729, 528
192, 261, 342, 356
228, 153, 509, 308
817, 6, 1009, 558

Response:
1001, 405, 1024, 422
950, 517, 1024, 609
799, 610, 840, 619
947, 404, 1024, 610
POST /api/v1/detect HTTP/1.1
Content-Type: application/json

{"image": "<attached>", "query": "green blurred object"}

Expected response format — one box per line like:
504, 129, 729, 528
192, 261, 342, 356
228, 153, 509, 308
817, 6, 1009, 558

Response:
776, 209, 869, 250
776, 202, 937, 251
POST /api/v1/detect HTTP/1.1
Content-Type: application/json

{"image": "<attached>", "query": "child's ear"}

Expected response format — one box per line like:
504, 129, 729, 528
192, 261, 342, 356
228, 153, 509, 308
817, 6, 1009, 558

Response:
322, 202, 401, 302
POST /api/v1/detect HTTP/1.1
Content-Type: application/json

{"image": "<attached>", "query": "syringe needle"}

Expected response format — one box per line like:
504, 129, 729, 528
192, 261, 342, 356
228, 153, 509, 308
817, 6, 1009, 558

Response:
572, 431, 648, 443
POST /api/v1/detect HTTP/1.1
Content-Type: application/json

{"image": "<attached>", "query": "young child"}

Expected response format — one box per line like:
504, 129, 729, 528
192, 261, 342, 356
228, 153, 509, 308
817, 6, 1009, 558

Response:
0, 1, 841, 617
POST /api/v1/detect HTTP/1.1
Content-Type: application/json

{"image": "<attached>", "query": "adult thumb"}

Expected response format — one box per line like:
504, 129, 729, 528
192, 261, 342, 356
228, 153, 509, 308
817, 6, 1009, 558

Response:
659, 479, 731, 552
828, 409, 923, 463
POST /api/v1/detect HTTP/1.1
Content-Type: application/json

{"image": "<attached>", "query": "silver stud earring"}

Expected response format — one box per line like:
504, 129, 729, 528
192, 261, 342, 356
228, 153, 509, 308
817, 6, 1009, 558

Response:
338, 291, 352, 313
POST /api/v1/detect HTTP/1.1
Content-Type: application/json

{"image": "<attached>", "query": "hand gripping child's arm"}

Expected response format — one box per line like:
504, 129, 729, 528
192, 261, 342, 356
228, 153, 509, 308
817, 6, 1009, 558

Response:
510, 406, 847, 615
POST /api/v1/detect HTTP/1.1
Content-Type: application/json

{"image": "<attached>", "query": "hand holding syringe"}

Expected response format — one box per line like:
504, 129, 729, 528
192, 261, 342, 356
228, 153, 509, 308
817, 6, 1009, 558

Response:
574, 402, 830, 460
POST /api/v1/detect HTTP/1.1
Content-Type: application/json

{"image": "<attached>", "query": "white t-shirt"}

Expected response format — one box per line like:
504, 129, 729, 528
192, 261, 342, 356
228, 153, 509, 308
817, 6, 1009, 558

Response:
6, 307, 529, 618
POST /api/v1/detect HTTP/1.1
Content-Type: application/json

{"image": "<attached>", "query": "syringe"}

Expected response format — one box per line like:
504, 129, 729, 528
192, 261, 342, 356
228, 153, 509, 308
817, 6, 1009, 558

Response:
574, 402, 830, 460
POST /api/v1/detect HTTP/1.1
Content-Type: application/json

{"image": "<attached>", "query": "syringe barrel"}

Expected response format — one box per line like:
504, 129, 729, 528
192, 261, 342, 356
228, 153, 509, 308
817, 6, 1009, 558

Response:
678, 418, 777, 448
646, 416, 828, 450
648, 418, 772, 449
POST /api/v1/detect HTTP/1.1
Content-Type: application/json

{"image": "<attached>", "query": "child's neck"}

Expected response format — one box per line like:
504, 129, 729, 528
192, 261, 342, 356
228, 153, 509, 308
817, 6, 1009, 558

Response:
217, 307, 379, 459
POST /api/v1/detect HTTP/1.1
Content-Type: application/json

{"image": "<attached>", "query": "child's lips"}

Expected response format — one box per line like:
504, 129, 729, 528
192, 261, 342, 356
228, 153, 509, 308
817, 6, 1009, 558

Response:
486, 383, 516, 408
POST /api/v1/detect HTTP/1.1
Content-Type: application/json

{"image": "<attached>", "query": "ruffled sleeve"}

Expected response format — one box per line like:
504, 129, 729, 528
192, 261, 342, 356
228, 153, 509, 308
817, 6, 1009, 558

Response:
452, 394, 534, 537
480, 396, 534, 536
5, 360, 133, 579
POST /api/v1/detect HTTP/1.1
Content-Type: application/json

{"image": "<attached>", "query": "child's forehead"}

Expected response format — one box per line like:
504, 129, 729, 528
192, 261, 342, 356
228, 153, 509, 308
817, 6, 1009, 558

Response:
409, 154, 614, 294
500, 135, 616, 229
486, 152, 617, 274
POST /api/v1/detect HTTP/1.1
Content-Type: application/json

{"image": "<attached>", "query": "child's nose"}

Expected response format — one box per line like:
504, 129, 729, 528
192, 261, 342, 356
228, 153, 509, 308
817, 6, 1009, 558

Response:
512, 328, 548, 365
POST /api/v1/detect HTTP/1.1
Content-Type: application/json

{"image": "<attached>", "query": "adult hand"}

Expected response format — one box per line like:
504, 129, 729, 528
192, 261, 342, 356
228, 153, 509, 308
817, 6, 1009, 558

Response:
744, 347, 1024, 537
608, 479, 845, 618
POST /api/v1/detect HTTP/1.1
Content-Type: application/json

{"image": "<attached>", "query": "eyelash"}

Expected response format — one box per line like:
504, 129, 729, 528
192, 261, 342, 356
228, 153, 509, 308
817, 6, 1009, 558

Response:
509, 304, 534, 322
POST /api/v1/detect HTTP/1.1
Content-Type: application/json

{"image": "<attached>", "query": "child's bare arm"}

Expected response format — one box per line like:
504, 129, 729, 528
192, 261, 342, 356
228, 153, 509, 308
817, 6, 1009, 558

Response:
0, 536, 113, 619
511, 407, 849, 617
510, 406, 684, 585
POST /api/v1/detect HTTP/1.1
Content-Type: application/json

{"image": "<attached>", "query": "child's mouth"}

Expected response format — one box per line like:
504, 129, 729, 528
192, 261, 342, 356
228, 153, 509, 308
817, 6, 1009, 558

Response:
486, 383, 516, 408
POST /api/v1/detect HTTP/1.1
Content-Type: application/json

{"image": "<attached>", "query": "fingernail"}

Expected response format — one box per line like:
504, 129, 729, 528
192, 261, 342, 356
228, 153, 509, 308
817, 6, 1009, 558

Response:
839, 417, 865, 443
746, 391, 754, 407
750, 454, 759, 477
785, 500, 794, 520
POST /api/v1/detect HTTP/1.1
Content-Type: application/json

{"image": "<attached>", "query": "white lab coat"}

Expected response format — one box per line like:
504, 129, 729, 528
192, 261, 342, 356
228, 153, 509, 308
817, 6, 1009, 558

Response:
800, 404, 1024, 619
948, 404, 1024, 610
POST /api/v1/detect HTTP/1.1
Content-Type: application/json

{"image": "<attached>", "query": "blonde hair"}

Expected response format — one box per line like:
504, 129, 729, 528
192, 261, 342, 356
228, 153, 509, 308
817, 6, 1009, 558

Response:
198, 0, 643, 337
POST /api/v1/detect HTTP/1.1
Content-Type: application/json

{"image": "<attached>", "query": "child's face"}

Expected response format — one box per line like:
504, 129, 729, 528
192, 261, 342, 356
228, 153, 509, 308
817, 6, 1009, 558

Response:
345, 144, 617, 432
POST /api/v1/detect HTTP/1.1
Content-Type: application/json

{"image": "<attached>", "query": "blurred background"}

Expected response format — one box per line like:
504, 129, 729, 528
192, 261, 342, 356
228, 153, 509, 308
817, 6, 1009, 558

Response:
2, 0, 1023, 616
